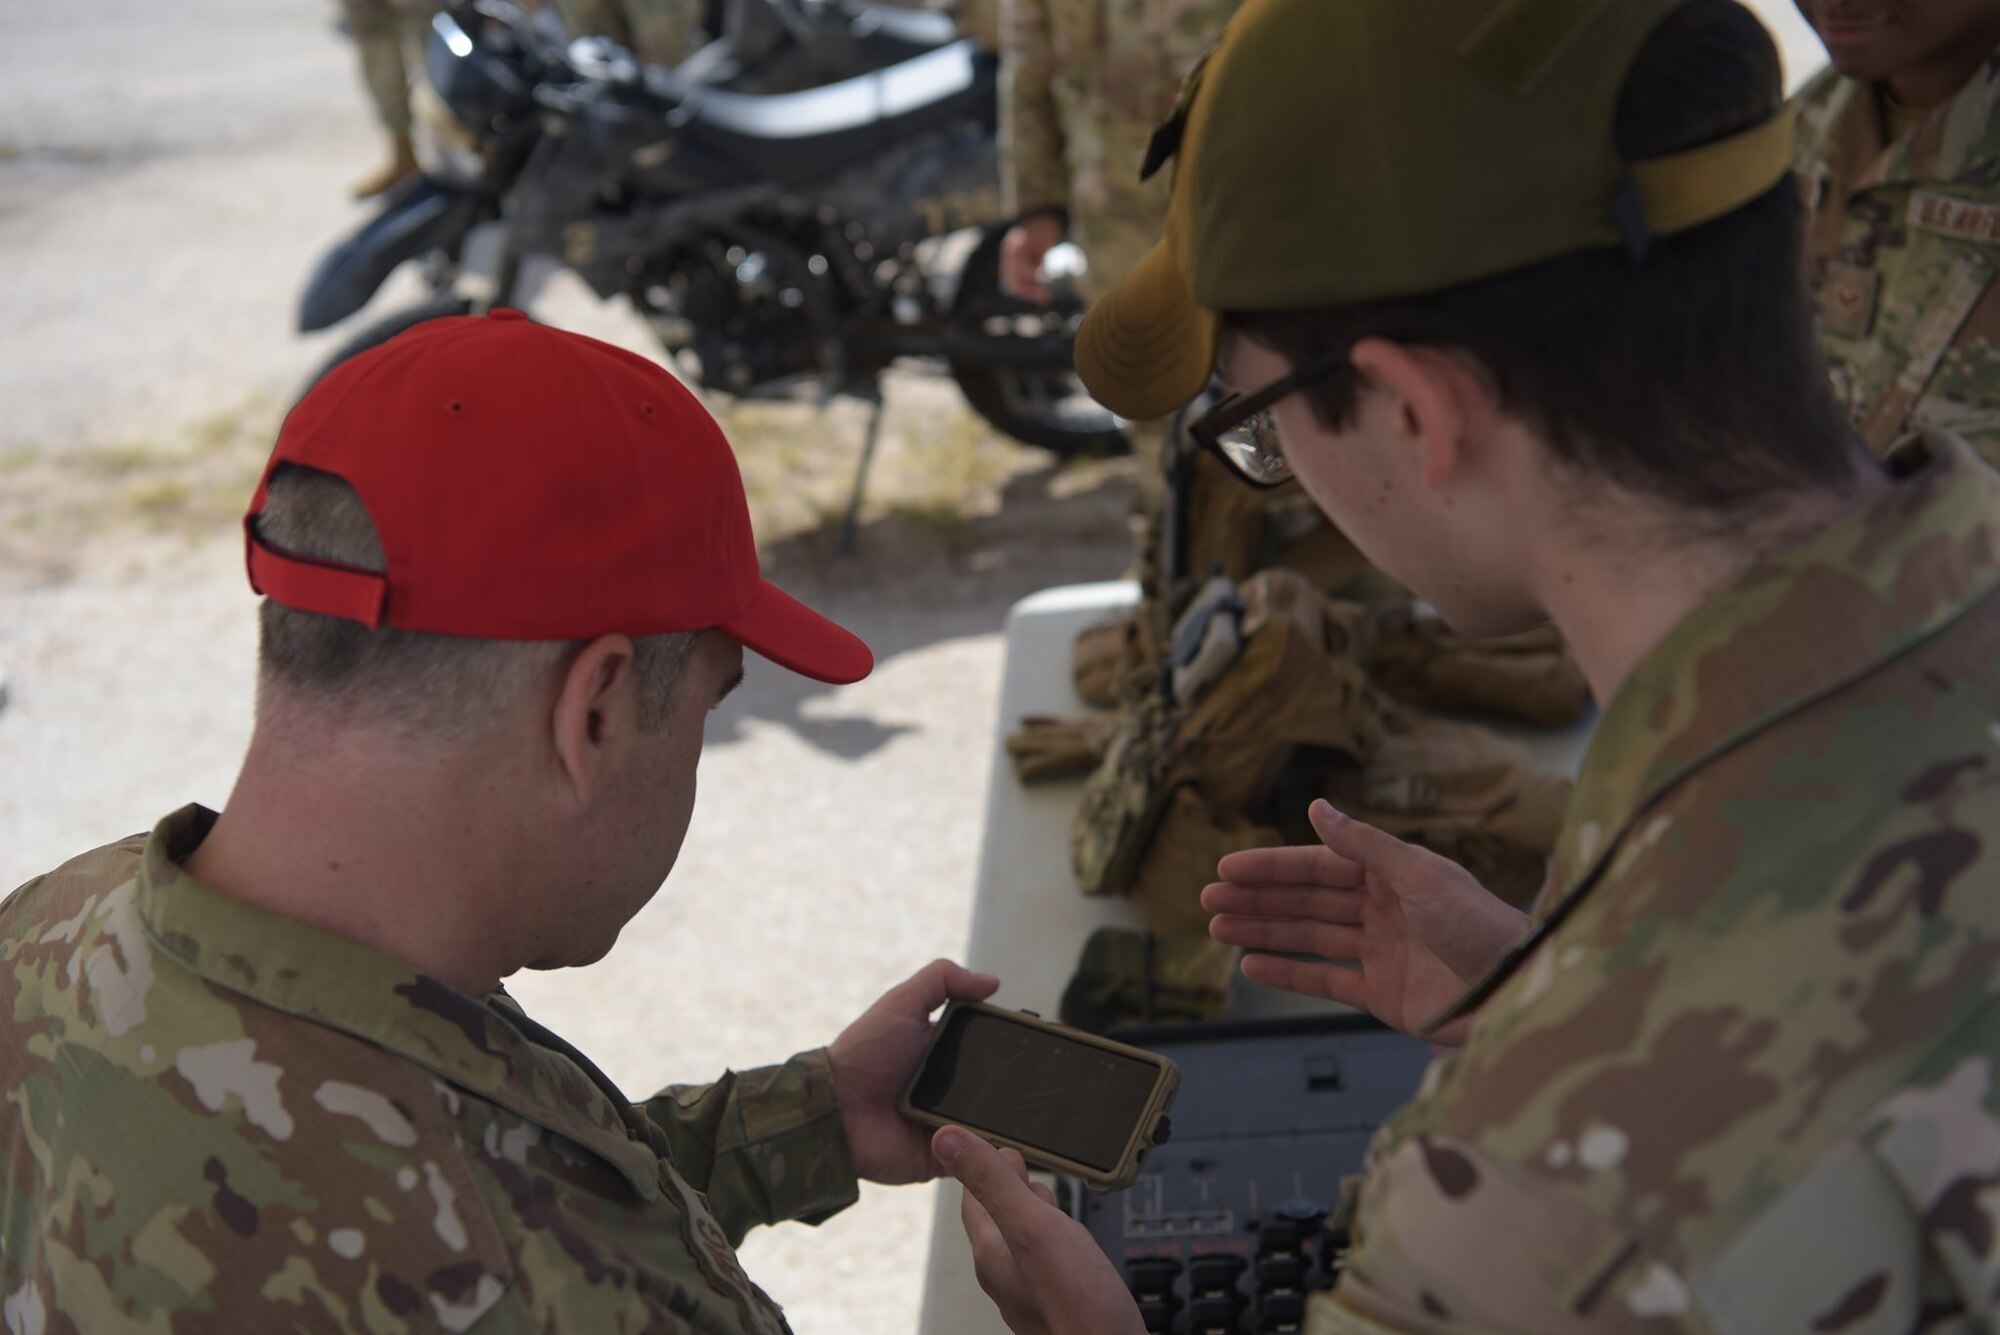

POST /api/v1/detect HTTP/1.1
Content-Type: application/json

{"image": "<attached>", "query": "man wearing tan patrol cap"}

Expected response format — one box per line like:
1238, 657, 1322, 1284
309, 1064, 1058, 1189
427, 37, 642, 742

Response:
930, 1, 2000, 1331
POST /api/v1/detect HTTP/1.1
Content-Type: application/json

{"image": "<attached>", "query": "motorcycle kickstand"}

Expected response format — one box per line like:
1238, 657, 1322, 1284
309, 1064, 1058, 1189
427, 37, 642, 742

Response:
835, 385, 888, 557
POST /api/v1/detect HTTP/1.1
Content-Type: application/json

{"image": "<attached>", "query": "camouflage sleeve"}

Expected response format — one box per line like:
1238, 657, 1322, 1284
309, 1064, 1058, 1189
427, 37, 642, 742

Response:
616, 0, 707, 68
1302, 1134, 1704, 1334
639, 1049, 860, 1247
953, 0, 1002, 49
543, 0, 635, 52
1000, 0, 1070, 218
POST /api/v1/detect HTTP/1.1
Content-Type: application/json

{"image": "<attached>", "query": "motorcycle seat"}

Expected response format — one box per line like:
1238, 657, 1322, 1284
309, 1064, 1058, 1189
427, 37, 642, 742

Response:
665, 38, 990, 183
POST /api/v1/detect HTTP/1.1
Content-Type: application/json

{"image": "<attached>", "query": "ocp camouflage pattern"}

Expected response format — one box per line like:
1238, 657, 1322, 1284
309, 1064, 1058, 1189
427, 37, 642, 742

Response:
1000, 0, 1244, 300
1, 807, 860, 1333
1796, 44, 2000, 464
1308, 432, 2000, 1333
548, 0, 705, 69
342, 0, 440, 137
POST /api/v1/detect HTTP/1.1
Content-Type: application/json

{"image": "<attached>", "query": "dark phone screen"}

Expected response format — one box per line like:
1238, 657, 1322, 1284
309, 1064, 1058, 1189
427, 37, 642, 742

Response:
909, 1009, 1162, 1172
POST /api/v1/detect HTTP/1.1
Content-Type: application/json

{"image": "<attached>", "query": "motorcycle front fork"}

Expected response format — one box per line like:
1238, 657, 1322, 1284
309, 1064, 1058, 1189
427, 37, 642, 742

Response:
433, 221, 548, 314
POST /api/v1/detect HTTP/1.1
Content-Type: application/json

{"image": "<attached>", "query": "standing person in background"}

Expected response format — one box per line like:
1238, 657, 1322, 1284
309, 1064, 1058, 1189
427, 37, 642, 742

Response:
996, 0, 1239, 310
996, 0, 1244, 489
1792, 0, 2000, 460
339, 0, 437, 199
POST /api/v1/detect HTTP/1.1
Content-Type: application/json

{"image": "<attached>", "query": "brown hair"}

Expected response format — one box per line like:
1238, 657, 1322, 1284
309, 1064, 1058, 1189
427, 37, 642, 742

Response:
1226, 0, 1861, 524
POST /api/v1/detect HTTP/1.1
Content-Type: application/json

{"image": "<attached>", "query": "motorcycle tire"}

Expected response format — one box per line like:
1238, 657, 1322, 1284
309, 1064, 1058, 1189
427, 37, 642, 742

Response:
947, 229, 1128, 459
304, 294, 478, 390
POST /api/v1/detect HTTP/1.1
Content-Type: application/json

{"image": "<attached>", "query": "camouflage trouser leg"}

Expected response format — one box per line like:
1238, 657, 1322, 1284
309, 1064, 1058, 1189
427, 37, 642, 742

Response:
620, 0, 704, 67
549, 0, 631, 52
341, 0, 436, 136
552, 0, 702, 66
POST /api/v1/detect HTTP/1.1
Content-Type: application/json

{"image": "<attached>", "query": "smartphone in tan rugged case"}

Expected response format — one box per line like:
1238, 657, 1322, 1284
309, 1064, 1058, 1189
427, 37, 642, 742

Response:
899, 1001, 1180, 1193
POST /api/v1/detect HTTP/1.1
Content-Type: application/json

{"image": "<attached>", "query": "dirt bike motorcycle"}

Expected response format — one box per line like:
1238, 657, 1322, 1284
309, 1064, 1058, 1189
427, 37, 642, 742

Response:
299, 0, 1122, 542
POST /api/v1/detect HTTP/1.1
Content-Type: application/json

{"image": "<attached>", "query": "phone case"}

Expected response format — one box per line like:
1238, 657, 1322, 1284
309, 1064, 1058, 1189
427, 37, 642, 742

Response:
898, 1001, 1181, 1193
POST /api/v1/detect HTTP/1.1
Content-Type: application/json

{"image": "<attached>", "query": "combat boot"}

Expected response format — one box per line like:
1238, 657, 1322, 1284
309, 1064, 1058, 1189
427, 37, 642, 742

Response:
350, 133, 418, 200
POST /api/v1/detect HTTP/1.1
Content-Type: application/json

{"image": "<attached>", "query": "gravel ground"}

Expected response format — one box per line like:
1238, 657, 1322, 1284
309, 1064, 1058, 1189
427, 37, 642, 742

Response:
0, 2, 1827, 1330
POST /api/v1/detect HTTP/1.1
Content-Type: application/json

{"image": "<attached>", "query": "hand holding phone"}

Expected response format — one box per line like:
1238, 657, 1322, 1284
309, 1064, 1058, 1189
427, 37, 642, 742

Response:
900, 1002, 1179, 1192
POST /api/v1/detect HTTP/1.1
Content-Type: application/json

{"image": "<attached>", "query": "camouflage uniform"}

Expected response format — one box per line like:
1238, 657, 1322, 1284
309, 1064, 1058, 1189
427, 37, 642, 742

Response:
342, 0, 440, 138
1307, 432, 2000, 1332
550, 0, 706, 69
952, 0, 1001, 49
1795, 43, 2000, 464
0, 806, 858, 1333
1000, 0, 1242, 303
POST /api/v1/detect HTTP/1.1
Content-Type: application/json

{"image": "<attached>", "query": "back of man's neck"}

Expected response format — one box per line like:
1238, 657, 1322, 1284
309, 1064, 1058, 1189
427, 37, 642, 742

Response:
1539, 468, 1890, 707
184, 747, 514, 997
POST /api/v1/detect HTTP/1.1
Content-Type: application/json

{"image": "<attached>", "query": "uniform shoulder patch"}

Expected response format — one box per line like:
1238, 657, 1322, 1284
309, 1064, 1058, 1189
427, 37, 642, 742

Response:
1820, 261, 1881, 340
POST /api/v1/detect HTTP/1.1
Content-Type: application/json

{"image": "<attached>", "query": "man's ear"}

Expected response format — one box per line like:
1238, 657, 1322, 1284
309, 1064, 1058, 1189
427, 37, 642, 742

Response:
1350, 338, 1489, 490
550, 633, 638, 808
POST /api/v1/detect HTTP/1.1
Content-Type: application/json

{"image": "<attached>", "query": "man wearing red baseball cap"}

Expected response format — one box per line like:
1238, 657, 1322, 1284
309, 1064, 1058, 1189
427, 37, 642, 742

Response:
0, 311, 998, 1332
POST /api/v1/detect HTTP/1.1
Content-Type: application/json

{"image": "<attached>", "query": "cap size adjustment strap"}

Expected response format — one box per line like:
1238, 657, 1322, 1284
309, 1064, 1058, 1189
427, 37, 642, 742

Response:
246, 530, 391, 630
1630, 106, 1798, 238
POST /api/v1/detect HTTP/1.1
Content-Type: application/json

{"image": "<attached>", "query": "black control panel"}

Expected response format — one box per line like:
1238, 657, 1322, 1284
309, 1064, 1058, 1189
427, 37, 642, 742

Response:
1065, 1015, 1435, 1334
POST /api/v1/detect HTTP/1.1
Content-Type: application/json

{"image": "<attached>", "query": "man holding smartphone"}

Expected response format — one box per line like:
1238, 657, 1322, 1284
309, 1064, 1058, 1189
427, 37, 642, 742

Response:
934, 1, 2000, 1330
0, 311, 998, 1333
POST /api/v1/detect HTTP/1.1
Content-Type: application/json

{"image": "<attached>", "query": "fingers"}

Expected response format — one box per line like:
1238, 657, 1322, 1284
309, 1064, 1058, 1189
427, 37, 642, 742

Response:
1208, 914, 1362, 962
1215, 839, 1364, 890
890, 959, 1002, 1015
959, 1159, 1007, 1260
1200, 880, 1364, 924
1239, 954, 1371, 1010
1309, 800, 1419, 878
999, 1147, 1058, 1208
937, 1127, 1053, 1243
1000, 235, 1051, 304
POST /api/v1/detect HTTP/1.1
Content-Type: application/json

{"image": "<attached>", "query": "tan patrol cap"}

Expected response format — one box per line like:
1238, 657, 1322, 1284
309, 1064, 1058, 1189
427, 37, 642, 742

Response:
1076, 0, 1798, 421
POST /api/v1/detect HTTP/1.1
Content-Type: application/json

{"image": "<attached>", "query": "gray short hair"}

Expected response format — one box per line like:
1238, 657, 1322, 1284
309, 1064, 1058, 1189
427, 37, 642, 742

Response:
254, 466, 697, 734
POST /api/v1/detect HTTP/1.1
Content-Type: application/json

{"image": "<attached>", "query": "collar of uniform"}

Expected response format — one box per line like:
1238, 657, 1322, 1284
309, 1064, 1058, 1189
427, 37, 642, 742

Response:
1423, 431, 2000, 1034
137, 805, 665, 1201
1824, 41, 2000, 193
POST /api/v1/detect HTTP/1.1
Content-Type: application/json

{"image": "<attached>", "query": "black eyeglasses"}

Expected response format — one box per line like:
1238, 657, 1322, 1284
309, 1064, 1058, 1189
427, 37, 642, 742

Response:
1186, 352, 1347, 489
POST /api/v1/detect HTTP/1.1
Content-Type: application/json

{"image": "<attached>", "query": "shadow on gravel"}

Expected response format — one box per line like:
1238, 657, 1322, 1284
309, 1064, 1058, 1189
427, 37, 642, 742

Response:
706, 457, 1137, 760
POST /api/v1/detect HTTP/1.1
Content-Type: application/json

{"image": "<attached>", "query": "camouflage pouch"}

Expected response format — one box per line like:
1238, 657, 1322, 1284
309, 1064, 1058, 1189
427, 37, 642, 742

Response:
1071, 568, 1384, 899
1127, 786, 1280, 937
1071, 689, 1180, 898
1174, 569, 1382, 813
1005, 714, 1120, 785
1072, 619, 1141, 711
1059, 927, 1241, 1034
1368, 606, 1592, 729
1326, 713, 1572, 908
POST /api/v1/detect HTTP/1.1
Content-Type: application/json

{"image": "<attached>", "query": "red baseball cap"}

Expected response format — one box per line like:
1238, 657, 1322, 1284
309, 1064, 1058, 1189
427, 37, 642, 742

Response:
245, 310, 872, 685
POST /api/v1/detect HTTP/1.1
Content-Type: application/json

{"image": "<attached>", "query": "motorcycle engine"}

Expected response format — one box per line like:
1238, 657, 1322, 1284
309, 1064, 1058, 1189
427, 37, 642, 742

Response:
644, 243, 827, 396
